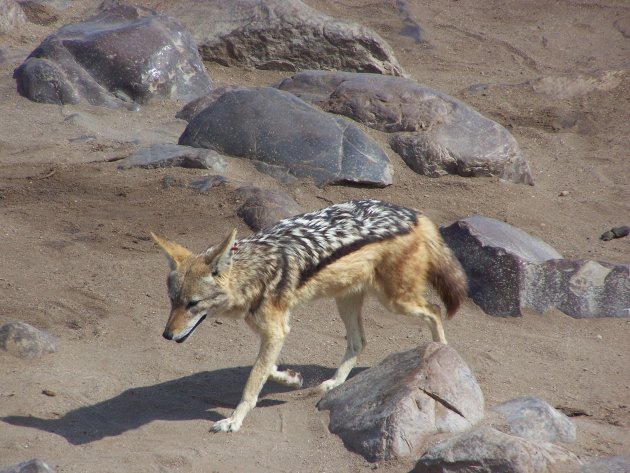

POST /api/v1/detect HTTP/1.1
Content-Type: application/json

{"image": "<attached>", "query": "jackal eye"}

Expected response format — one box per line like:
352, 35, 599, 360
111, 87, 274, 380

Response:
186, 300, 200, 310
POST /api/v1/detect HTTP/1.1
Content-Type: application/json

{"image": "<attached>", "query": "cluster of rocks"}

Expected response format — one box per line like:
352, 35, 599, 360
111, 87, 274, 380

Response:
9, 0, 534, 187
277, 71, 533, 184
6, 0, 624, 314
441, 216, 630, 318
317, 341, 628, 472
2, 0, 629, 471
178, 86, 393, 187
117, 139, 630, 318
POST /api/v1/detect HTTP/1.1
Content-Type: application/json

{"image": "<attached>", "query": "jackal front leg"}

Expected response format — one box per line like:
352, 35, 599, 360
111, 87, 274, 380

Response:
212, 332, 286, 433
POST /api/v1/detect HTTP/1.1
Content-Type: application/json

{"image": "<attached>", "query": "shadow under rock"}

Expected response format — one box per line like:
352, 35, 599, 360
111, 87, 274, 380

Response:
2, 364, 339, 445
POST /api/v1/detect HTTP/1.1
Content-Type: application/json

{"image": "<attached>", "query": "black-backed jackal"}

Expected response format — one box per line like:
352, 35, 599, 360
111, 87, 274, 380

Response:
152, 199, 467, 432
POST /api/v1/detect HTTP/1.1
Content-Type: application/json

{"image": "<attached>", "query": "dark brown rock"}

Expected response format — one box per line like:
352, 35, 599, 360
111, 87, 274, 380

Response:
19, 1, 58, 26
442, 216, 630, 318
317, 343, 484, 462
234, 187, 304, 231
440, 215, 562, 317
600, 225, 630, 241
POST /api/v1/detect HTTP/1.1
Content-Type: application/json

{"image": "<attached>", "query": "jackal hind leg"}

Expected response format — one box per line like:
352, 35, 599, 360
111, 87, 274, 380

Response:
395, 299, 447, 345
318, 291, 366, 392
212, 322, 287, 433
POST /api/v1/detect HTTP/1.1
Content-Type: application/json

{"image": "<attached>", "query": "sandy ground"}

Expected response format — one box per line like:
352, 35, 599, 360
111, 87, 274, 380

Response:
1, 1, 629, 472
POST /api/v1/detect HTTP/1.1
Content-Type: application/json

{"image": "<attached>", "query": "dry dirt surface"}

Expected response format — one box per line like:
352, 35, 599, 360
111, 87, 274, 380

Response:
1, 1, 629, 472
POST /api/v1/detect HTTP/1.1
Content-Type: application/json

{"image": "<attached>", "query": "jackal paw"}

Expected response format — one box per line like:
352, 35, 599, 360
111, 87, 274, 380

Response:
211, 417, 242, 433
317, 379, 339, 393
282, 369, 304, 388
270, 367, 303, 389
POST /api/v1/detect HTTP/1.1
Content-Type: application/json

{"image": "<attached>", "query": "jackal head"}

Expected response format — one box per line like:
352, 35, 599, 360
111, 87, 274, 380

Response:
151, 229, 237, 343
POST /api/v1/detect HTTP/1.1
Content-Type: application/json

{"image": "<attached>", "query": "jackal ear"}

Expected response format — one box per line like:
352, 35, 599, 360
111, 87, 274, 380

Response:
151, 232, 193, 270
204, 229, 237, 276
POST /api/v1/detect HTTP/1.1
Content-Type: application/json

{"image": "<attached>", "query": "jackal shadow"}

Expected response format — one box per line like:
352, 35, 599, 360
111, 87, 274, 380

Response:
2, 364, 343, 445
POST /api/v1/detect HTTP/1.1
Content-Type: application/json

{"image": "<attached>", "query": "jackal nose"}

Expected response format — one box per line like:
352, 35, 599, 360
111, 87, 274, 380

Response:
162, 330, 173, 340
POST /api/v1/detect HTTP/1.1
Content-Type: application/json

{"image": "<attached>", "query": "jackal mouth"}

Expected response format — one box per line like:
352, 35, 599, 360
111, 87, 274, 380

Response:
176, 314, 207, 343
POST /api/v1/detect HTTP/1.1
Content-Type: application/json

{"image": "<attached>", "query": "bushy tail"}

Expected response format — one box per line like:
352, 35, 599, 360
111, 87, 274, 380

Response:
422, 218, 468, 319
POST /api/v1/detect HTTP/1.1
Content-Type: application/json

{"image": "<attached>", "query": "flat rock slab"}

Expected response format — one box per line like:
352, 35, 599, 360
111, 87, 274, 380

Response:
166, 0, 403, 75
13, 4, 212, 110
234, 186, 304, 231
117, 144, 227, 171
442, 216, 630, 318
317, 342, 484, 462
524, 259, 630, 318
413, 426, 578, 473
0, 322, 57, 358
277, 71, 533, 184
178, 87, 392, 187
440, 215, 562, 317
0, 459, 56, 473
493, 396, 576, 444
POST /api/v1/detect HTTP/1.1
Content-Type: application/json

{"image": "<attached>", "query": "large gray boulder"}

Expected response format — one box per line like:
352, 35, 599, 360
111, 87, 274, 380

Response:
413, 426, 578, 473
277, 71, 533, 184
166, 0, 403, 75
179, 87, 393, 187
440, 215, 562, 317
317, 343, 484, 462
0, 322, 57, 358
13, 4, 212, 110
441, 216, 630, 318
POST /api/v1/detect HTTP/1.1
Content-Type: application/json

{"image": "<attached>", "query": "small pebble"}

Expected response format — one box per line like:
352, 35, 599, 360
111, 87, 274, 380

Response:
42, 389, 57, 397
600, 225, 630, 241
596, 334, 603, 340
559, 190, 569, 197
